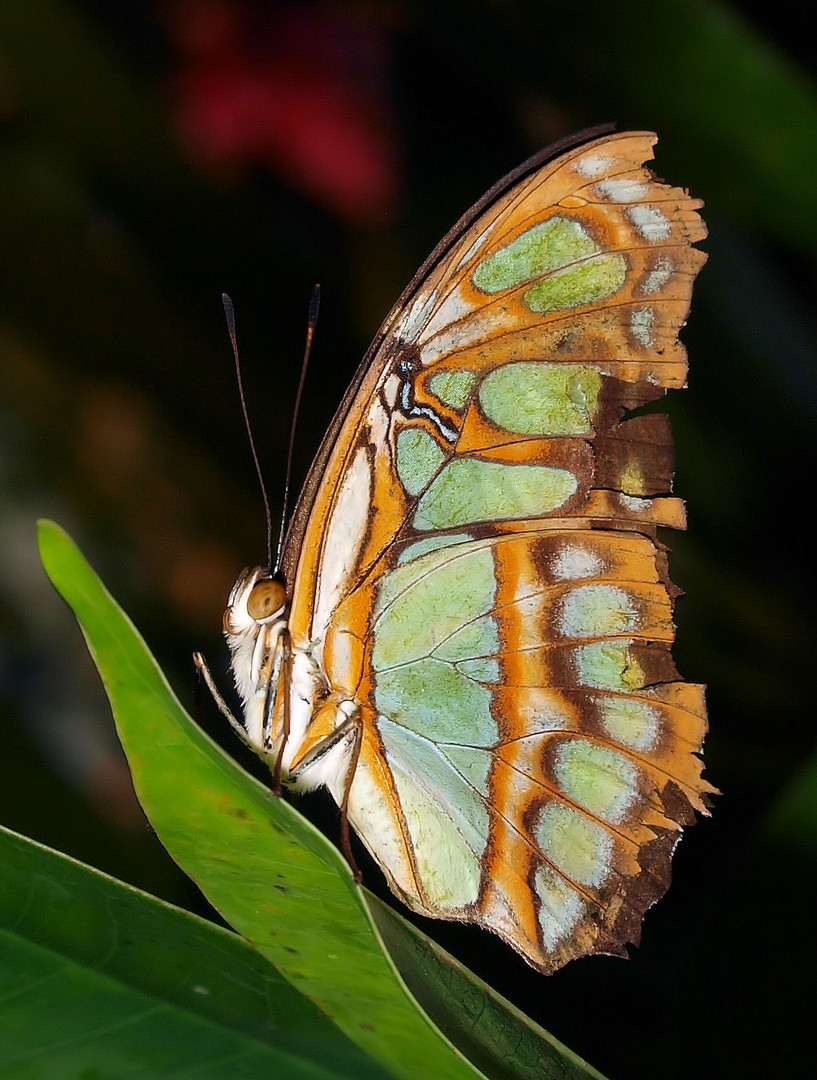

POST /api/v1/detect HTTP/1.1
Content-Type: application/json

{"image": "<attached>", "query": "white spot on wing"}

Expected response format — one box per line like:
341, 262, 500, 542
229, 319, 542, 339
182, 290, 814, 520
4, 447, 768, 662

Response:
619, 493, 650, 512
573, 154, 610, 178
417, 285, 475, 346
599, 696, 660, 752
630, 306, 655, 347
627, 204, 671, 241
367, 395, 390, 446
393, 289, 437, 343
551, 545, 603, 580
383, 373, 400, 409
419, 304, 498, 365
554, 740, 640, 824
593, 177, 649, 202
313, 446, 370, 639
513, 575, 540, 602
558, 584, 637, 638
535, 865, 584, 951
515, 687, 574, 732
639, 255, 674, 294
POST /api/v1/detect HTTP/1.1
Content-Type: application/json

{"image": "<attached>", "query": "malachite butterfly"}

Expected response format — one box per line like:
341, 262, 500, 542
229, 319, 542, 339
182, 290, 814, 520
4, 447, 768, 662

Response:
222, 129, 714, 974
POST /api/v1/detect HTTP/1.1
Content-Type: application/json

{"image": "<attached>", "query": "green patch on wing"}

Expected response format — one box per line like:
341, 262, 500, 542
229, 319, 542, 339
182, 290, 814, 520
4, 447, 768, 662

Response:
397, 533, 473, 565
396, 427, 445, 496
535, 804, 612, 889
554, 740, 639, 824
372, 546, 497, 667
598, 697, 659, 751
559, 585, 638, 638
524, 253, 626, 313
479, 364, 601, 436
472, 218, 598, 294
373, 544, 499, 744
414, 458, 578, 530
375, 659, 496, 746
377, 719, 489, 909
428, 370, 477, 410
575, 641, 645, 690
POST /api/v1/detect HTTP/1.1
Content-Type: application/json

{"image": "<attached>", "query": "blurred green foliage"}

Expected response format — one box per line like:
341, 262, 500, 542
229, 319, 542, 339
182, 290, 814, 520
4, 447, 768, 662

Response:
1, 2, 815, 1078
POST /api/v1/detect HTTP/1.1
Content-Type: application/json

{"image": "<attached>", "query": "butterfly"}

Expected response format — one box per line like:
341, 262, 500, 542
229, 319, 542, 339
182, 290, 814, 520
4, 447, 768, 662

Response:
219, 128, 713, 974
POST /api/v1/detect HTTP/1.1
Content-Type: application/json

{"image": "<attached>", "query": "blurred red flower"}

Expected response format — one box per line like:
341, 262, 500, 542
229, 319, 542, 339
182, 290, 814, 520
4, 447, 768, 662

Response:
166, 0, 400, 223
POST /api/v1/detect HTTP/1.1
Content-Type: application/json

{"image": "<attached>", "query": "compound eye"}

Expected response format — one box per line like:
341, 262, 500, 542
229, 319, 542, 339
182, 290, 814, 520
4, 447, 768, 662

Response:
246, 578, 286, 622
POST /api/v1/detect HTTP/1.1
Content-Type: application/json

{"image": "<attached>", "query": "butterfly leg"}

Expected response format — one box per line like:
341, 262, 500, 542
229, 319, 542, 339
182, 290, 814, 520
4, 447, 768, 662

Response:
193, 651, 255, 749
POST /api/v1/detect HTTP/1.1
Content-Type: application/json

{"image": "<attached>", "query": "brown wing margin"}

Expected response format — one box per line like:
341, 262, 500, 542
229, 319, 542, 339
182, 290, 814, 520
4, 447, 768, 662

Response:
280, 124, 621, 586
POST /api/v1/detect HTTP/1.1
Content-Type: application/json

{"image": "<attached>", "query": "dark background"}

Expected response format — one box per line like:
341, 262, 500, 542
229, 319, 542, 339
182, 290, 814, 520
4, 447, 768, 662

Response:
1, 2, 814, 1077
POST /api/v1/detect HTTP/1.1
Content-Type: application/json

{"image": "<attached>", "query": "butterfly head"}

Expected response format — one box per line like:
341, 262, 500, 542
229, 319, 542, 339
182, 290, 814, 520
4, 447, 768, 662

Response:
222, 567, 289, 746
224, 568, 287, 633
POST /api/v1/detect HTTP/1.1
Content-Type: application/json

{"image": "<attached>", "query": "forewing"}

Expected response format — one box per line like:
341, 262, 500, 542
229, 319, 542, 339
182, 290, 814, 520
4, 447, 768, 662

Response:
285, 130, 712, 973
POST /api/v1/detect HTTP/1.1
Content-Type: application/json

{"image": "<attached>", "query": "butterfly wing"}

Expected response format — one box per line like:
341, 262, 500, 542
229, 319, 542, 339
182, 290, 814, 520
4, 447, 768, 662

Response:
283, 129, 712, 973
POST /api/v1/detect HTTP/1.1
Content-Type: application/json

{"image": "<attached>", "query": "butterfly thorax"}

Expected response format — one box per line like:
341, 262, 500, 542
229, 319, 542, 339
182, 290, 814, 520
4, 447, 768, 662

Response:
223, 567, 358, 793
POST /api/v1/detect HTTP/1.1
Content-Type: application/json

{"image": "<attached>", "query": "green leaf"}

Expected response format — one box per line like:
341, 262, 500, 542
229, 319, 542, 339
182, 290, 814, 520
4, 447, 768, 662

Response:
37, 518, 606, 1080
0, 823, 392, 1079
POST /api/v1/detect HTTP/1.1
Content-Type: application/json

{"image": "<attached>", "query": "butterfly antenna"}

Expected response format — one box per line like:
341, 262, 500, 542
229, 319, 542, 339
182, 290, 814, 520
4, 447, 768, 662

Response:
222, 293, 274, 570
274, 283, 320, 575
